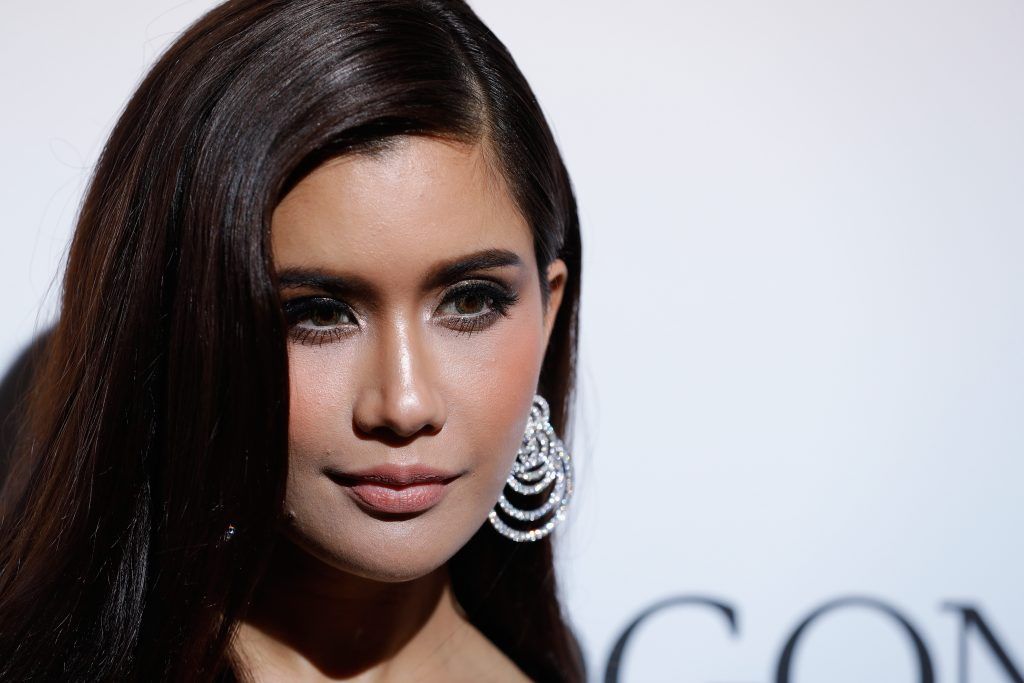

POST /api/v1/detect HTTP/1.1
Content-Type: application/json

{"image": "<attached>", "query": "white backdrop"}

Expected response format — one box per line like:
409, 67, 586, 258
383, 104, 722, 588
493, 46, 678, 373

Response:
2, 2, 1022, 681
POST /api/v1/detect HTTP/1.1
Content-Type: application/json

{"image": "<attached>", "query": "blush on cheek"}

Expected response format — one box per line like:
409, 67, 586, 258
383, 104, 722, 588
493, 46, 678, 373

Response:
288, 351, 320, 440
444, 310, 547, 487
286, 346, 351, 461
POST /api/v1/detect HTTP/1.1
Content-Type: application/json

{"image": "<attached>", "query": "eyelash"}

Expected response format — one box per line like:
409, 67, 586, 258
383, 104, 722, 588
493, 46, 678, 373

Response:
281, 281, 521, 347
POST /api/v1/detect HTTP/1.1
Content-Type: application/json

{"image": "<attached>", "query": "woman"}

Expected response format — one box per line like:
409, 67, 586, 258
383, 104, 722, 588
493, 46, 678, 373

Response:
0, 1, 584, 681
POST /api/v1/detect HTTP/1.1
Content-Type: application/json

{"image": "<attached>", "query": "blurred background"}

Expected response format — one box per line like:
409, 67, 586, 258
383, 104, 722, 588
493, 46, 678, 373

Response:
2, 1, 1021, 681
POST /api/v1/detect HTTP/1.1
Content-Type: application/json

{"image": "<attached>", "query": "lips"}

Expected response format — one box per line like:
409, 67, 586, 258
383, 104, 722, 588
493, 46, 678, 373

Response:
327, 464, 461, 515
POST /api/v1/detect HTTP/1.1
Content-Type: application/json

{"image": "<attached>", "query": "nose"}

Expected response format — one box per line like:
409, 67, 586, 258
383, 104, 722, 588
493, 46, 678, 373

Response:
352, 316, 447, 442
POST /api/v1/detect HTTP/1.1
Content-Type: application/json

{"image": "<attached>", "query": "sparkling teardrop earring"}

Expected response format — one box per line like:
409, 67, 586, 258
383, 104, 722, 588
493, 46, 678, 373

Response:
487, 393, 574, 542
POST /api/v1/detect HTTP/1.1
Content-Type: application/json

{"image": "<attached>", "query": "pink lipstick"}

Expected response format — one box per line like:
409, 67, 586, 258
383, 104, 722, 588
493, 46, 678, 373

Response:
328, 464, 460, 515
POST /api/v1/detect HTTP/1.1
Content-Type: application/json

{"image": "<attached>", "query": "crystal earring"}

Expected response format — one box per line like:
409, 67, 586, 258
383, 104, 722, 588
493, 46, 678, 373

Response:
487, 393, 574, 542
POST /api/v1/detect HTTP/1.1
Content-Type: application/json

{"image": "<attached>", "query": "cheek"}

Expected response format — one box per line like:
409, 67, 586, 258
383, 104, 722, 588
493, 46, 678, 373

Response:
281, 346, 353, 548
286, 347, 352, 471
439, 308, 547, 487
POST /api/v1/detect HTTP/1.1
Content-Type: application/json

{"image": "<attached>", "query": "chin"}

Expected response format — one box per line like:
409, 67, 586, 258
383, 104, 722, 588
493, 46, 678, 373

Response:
284, 515, 479, 584
343, 557, 446, 584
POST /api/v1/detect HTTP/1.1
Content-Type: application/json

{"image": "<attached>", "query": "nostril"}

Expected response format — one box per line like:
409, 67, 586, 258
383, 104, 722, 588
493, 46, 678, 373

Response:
357, 422, 440, 446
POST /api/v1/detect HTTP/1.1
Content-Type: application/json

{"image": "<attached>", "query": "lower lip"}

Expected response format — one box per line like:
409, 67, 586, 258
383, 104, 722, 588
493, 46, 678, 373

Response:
345, 481, 450, 514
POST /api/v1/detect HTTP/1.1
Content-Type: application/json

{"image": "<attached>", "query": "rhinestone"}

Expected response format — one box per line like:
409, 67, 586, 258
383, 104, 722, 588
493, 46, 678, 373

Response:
487, 394, 574, 543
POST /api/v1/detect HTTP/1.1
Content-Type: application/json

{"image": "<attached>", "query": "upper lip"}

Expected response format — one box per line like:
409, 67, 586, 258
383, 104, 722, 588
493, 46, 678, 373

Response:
327, 464, 462, 487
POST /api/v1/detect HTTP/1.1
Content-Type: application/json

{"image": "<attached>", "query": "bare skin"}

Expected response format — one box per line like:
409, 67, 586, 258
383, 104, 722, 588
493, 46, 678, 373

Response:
231, 539, 525, 682
230, 135, 566, 682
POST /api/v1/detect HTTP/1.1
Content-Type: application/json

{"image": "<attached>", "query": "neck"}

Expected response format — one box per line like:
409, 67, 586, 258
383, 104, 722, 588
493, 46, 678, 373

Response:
231, 536, 471, 682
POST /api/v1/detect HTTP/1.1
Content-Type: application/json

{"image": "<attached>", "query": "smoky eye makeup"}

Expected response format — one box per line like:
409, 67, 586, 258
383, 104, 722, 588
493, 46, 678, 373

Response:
281, 296, 357, 346
280, 278, 521, 347
434, 279, 521, 337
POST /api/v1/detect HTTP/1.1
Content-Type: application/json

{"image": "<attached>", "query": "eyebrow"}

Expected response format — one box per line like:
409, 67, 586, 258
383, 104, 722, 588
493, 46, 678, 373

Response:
275, 247, 524, 298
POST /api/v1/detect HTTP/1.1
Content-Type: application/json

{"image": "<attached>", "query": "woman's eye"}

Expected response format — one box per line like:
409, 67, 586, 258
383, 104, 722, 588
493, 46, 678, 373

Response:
437, 282, 520, 336
305, 301, 349, 327
295, 299, 354, 327
440, 289, 493, 316
282, 297, 356, 346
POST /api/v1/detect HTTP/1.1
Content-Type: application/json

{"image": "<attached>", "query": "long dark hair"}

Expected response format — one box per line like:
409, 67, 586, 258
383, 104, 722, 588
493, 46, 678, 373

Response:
0, 1, 583, 681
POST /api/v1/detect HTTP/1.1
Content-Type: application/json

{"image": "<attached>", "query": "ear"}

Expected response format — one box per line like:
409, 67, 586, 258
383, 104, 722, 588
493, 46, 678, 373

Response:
542, 258, 568, 351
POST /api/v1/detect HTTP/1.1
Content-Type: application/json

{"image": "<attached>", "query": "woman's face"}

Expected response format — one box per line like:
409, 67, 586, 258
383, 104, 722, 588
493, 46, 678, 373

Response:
270, 135, 566, 582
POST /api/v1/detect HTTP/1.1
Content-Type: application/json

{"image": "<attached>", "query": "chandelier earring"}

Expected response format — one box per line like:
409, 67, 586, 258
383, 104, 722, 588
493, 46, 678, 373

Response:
487, 393, 574, 542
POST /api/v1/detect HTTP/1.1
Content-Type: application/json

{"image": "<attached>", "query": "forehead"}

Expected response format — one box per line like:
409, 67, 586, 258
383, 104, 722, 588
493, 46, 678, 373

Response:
270, 136, 533, 276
